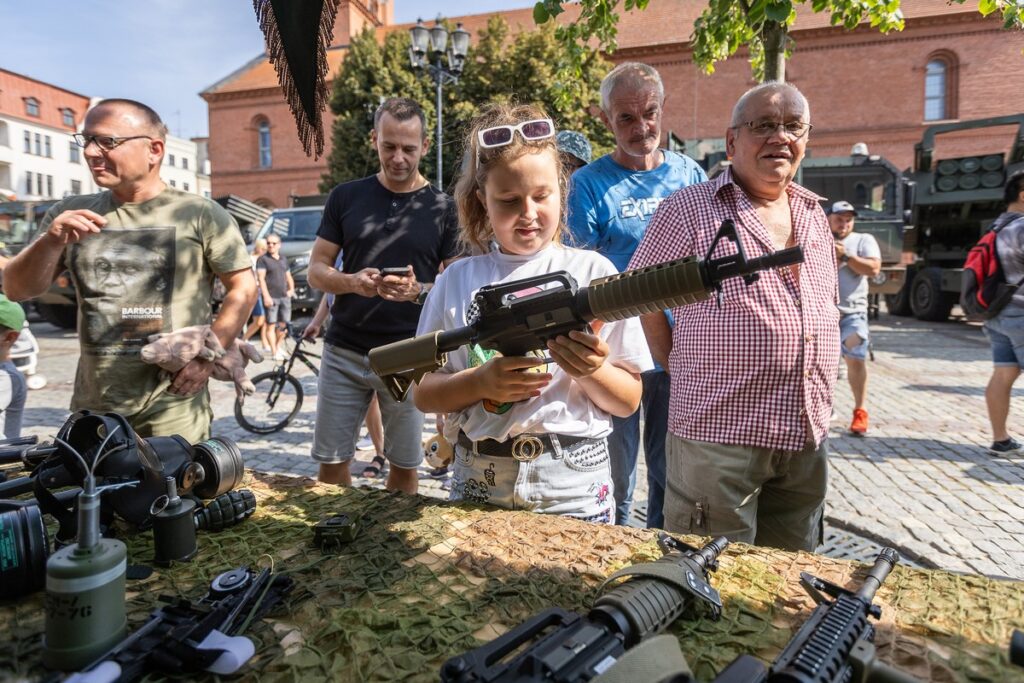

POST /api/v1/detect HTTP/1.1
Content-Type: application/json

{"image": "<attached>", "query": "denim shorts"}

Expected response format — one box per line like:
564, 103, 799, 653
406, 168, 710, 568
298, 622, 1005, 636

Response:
310, 344, 424, 469
252, 292, 265, 317
449, 436, 614, 524
839, 312, 870, 361
984, 314, 1024, 368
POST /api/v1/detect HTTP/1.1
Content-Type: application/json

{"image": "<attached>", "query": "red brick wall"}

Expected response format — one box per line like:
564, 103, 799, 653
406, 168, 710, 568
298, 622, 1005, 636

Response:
207, 91, 336, 207
207, 11, 1024, 204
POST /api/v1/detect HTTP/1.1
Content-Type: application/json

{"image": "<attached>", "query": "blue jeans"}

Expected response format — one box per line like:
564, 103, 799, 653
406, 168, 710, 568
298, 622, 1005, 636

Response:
608, 370, 669, 528
450, 436, 614, 524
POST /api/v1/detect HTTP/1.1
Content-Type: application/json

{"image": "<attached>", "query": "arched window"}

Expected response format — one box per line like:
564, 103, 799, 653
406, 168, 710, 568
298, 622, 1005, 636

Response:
257, 119, 272, 168
924, 52, 958, 122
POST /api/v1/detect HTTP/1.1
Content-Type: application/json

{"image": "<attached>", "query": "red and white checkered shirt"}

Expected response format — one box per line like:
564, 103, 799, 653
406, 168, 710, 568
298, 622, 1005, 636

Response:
629, 169, 840, 451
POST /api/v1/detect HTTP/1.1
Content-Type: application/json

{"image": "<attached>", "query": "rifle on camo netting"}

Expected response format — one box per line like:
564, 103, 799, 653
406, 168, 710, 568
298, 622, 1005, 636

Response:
369, 219, 804, 401
713, 547, 920, 683
440, 533, 729, 682
442, 545, 920, 683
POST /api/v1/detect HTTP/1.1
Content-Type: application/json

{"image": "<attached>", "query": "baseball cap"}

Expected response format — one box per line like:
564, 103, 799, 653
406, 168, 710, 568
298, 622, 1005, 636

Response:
829, 200, 858, 215
0, 294, 25, 332
556, 131, 592, 166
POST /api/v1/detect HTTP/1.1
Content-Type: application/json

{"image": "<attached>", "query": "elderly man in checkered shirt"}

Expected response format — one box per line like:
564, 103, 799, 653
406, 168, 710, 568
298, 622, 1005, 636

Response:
628, 82, 840, 552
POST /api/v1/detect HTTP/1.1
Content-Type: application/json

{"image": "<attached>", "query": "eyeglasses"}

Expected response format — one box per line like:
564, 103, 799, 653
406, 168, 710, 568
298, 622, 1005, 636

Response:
477, 119, 555, 151
72, 133, 153, 151
733, 120, 813, 140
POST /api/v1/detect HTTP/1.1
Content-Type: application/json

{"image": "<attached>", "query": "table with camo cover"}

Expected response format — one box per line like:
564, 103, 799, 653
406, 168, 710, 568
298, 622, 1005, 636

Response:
1, 472, 1021, 682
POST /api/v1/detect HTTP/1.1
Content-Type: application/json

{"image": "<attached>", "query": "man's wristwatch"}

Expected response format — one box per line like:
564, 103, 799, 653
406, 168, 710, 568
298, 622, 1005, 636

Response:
414, 282, 430, 305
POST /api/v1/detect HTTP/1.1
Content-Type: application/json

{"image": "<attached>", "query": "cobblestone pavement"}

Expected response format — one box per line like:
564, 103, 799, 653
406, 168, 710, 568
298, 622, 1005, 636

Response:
16, 311, 1024, 579
827, 315, 1024, 579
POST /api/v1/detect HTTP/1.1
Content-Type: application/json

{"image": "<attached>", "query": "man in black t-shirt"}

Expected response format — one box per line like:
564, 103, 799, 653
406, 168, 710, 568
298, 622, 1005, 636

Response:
256, 236, 294, 361
308, 97, 460, 493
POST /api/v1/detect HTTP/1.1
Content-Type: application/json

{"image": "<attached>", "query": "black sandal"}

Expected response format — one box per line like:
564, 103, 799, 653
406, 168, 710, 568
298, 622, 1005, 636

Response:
362, 455, 388, 479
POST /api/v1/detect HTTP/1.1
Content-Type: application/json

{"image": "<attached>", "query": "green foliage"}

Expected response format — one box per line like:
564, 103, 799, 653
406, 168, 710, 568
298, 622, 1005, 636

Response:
958, 0, 1024, 29
535, 0, 1022, 84
322, 17, 615, 193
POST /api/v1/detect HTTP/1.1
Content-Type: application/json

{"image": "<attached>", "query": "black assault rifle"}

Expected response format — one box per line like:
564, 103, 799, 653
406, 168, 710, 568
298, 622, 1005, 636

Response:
713, 547, 919, 683
440, 534, 728, 682
369, 219, 803, 401
59, 566, 293, 683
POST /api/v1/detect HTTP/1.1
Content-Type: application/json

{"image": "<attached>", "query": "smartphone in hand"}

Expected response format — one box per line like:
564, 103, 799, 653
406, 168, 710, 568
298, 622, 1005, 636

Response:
380, 267, 411, 276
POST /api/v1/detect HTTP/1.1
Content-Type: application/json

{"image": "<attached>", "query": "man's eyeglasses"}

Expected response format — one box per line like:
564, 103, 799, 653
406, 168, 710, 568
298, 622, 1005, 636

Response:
72, 133, 153, 151
733, 120, 813, 140
477, 119, 555, 151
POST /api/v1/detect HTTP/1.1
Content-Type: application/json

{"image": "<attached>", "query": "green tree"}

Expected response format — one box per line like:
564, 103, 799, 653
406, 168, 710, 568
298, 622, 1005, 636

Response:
322, 17, 615, 192
533, 0, 1024, 84
321, 28, 431, 192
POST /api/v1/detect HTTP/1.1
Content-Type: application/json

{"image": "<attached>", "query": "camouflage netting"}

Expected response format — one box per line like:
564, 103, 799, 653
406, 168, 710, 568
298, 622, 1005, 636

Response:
2, 472, 1022, 682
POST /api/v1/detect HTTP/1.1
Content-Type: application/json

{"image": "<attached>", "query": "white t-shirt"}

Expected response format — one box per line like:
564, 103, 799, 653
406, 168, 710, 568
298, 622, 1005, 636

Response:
416, 244, 654, 443
838, 231, 881, 315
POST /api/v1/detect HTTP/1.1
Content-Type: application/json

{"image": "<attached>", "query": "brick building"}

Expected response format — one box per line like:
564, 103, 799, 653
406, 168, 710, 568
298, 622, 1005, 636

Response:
202, 0, 1024, 208
0, 69, 94, 201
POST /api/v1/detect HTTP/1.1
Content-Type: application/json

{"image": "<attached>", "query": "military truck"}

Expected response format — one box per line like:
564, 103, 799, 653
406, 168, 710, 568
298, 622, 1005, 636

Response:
799, 146, 914, 317
889, 114, 1024, 321
801, 114, 1024, 322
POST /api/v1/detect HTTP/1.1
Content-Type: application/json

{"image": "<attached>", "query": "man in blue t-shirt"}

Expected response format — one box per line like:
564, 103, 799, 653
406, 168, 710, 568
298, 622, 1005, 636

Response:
567, 62, 707, 528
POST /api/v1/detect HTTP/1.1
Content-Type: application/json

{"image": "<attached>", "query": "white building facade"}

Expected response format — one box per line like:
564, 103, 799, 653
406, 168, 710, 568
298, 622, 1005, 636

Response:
1, 69, 208, 202
0, 69, 94, 200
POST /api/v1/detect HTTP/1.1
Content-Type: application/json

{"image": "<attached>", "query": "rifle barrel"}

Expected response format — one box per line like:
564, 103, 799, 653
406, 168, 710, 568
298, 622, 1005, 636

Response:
855, 547, 900, 602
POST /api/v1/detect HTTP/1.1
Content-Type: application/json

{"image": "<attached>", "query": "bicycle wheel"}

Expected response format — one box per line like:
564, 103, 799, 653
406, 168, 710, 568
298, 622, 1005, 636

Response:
234, 371, 304, 434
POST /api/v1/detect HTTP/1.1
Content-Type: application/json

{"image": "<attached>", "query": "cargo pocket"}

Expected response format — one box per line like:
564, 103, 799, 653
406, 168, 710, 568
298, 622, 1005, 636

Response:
562, 440, 609, 473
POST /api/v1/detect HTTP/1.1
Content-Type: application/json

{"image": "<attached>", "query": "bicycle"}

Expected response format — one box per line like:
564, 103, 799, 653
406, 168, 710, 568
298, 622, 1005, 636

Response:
234, 323, 320, 434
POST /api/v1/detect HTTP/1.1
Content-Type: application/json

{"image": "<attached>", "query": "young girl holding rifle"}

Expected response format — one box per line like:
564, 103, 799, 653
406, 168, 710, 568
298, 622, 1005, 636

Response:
413, 104, 652, 523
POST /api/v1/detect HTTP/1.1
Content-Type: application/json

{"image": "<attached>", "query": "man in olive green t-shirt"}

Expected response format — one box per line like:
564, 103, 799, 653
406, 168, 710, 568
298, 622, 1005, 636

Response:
4, 99, 256, 442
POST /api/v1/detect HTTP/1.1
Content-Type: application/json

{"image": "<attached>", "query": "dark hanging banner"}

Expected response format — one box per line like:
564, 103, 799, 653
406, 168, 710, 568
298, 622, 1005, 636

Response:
253, 0, 339, 159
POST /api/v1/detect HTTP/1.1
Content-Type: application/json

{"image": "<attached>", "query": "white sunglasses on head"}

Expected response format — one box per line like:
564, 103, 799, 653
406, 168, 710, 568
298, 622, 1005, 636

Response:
477, 118, 555, 151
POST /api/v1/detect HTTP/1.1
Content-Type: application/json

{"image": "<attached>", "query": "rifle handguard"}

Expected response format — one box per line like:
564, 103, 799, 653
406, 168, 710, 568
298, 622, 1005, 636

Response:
587, 256, 710, 321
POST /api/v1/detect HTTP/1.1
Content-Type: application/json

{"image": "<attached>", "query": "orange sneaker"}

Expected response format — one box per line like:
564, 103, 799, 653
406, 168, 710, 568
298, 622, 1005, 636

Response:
850, 408, 869, 436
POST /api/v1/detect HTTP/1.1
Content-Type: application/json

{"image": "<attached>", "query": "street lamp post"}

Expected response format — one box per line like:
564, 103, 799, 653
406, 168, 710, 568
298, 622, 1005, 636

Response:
409, 18, 471, 190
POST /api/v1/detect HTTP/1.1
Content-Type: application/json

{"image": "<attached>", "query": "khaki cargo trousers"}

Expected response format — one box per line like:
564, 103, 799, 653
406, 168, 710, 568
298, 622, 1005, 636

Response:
663, 434, 827, 552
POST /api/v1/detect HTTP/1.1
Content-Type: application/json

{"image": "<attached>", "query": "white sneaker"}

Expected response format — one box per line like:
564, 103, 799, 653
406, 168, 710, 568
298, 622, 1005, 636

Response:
355, 435, 374, 450
275, 349, 287, 362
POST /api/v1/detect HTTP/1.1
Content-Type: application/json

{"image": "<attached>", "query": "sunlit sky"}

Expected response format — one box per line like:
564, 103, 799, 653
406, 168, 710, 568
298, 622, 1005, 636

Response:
2, 0, 535, 139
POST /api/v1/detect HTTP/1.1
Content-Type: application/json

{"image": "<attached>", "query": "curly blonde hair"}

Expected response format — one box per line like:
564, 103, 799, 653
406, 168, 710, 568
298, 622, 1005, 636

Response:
454, 103, 570, 255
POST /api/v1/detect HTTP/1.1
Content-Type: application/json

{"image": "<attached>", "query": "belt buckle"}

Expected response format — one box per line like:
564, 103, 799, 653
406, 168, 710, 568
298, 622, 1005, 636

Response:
510, 435, 544, 462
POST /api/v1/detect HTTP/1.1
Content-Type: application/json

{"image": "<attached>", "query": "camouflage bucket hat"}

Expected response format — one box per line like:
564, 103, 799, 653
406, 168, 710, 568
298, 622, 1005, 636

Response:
556, 131, 592, 166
